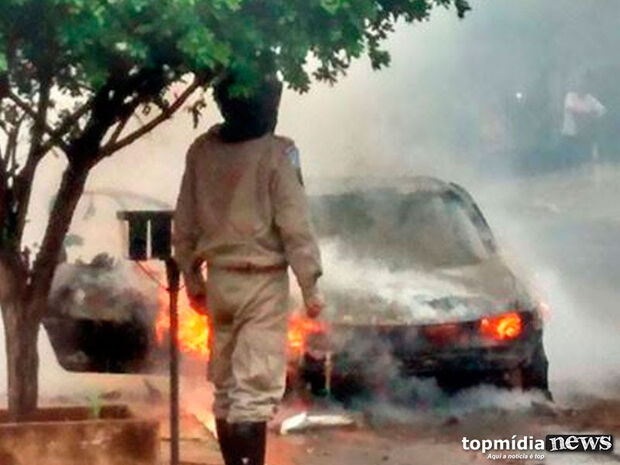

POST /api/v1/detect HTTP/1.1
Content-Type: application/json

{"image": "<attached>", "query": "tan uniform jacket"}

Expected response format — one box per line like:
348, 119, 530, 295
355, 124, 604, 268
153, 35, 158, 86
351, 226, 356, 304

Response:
173, 125, 322, 303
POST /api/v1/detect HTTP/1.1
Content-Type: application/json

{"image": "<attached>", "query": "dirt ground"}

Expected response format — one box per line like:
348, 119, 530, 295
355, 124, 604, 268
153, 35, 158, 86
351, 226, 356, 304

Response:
266, 394, 620, 465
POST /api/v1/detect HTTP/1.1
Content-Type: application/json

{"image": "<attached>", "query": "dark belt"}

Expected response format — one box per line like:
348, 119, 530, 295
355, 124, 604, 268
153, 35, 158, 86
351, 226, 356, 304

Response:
219, 263, 288, 274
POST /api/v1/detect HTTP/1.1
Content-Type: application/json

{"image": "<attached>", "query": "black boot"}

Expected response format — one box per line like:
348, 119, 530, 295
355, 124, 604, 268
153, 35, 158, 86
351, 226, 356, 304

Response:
229, 421, 267, 465
216, 419, 236, 465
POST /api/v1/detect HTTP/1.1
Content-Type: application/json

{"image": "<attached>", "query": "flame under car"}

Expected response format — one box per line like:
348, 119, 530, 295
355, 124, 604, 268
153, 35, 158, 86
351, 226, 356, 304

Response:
290, 178, 550, 400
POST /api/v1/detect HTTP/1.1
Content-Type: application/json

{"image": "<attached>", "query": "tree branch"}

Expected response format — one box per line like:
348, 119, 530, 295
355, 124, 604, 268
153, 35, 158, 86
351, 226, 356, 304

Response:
5, 93, 37, 121
0, 149, 7, 230
99, 76, 205, 157
39, 100, 93, 155
65, 67, 167, 165
13, 78, 53, 242
0, 74, 8, 102
107, 112, 131, 146
4, 127, 17, 174
5, 115, 25, 176
5, 91, 69, 154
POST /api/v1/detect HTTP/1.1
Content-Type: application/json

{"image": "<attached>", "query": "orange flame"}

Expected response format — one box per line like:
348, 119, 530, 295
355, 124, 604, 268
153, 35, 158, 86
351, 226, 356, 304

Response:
154, 286, 323, 360
155, 289, 211, 359
287, 314, 327, 355
480, 312, 522, 341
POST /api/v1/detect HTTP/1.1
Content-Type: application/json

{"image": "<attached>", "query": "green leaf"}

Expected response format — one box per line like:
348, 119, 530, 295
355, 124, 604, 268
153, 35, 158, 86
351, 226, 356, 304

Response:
320, 0, 342, 15
0, 52, 7, 73
178, 26, 231, 69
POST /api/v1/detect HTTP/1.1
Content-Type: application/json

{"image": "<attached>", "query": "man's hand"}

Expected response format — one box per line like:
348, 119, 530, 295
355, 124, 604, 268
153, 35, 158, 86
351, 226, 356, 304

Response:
187, 290, 209, 316
304, 293, 325, 319
183, 265, 208, 316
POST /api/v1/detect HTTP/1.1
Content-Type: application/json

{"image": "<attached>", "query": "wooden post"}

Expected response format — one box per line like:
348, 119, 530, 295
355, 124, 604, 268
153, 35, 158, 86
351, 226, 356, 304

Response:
165, 259, 180, 465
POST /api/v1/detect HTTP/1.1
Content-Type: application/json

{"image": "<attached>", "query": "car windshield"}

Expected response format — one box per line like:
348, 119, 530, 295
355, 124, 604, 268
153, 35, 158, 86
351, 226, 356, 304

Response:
312, 190, 492, 269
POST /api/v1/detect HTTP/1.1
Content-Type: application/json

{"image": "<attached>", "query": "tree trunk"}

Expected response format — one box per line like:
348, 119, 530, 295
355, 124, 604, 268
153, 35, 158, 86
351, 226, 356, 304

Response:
0, 163, 90, 420
1, 297, 40, 421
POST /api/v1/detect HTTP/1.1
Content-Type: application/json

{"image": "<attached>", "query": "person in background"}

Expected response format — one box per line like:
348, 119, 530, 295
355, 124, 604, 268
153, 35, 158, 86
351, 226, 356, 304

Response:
561, 78, 606, 167
173, 72, 324, 465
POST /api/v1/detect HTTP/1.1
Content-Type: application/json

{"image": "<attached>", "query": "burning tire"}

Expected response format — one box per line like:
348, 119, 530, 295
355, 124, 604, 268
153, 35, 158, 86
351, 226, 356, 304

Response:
495, 332, 551, 399
519, 333, 551, 398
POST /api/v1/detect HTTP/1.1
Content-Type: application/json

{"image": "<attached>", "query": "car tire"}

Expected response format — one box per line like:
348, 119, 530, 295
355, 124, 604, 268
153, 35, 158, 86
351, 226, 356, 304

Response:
520, 333, 552, 400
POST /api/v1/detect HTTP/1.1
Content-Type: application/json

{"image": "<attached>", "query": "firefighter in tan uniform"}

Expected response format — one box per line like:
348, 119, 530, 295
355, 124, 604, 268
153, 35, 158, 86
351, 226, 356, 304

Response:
173, 74, 323, 465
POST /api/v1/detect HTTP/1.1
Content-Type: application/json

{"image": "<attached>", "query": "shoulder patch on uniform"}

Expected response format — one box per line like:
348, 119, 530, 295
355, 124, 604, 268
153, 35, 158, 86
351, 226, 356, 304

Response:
284, 145, 301, 169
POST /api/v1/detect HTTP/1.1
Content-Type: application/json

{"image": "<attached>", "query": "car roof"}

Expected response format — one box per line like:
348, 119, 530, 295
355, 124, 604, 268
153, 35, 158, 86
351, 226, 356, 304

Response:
307, 176, 497, 254
306, 175, 461, 197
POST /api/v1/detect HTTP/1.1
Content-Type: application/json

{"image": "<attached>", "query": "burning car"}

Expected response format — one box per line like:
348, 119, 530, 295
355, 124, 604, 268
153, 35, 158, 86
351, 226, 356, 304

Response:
290, 177, 551, 400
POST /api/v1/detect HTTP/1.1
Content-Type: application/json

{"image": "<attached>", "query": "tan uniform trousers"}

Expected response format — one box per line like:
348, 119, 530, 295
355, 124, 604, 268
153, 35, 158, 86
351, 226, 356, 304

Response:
206, 266, 290, 423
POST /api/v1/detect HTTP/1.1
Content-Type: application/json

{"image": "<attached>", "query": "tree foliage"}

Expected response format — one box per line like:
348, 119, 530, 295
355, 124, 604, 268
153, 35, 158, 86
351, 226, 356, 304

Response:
2, 0, 469, 92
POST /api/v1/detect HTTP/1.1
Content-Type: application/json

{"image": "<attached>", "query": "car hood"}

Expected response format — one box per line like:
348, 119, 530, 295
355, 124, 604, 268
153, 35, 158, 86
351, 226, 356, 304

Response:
322, 255, 533, 326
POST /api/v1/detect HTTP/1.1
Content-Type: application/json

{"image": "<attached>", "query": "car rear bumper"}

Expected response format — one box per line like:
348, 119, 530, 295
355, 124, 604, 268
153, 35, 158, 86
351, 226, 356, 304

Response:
295, 318, 543, 390
398, 342, 534, 375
